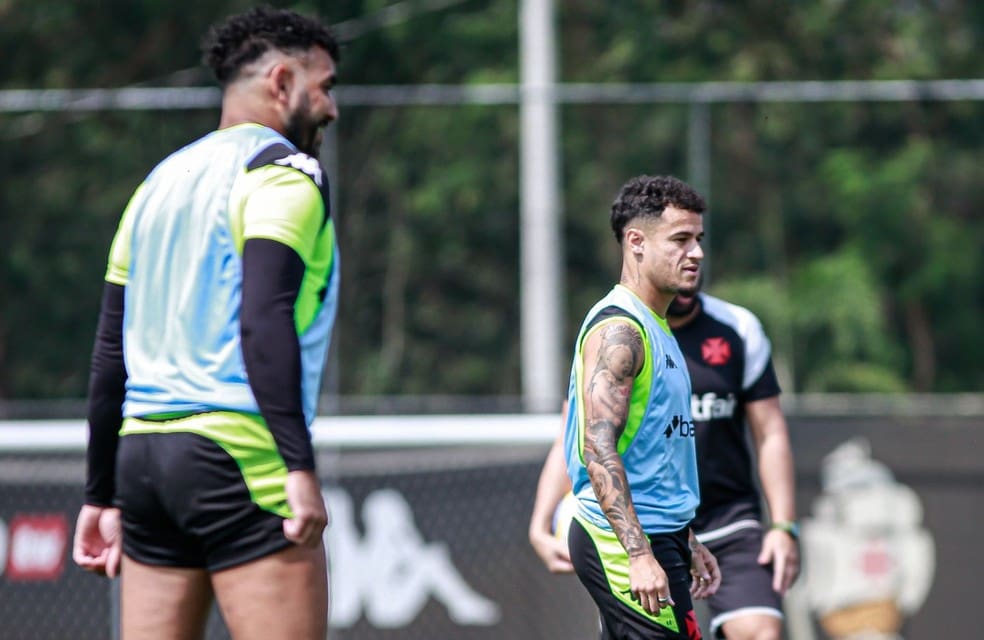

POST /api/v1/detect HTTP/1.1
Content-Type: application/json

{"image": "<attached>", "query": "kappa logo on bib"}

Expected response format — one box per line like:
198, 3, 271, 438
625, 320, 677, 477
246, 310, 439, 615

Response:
275, 153, 324, 186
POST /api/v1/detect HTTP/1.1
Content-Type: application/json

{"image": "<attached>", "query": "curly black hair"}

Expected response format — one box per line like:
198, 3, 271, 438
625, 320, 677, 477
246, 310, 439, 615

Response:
610, 175, 706, 243
202, 5, 340, 86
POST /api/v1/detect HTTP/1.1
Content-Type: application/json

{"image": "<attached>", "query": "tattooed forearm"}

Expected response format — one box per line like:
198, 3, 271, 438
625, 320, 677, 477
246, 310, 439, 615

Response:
584, 420, 650, 557
582, 320, 649, 558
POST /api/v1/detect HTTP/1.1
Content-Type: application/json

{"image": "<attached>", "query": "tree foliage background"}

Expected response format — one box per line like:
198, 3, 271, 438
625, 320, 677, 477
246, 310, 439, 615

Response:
1, 0, 982, 406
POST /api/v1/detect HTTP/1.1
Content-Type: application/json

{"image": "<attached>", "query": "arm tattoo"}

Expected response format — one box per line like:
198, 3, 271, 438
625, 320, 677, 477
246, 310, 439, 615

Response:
583, 322, 648, 557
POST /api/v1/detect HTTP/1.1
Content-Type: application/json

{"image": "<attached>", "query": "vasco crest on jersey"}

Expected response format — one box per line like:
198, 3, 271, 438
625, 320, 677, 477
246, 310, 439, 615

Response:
701, 336, 732, 366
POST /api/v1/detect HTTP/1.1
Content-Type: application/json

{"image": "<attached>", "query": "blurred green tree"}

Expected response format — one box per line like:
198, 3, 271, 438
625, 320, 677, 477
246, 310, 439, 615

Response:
1, 0, 982, 402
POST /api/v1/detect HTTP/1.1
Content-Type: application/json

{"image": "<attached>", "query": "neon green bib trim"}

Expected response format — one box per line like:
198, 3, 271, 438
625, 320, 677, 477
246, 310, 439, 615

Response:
574, 315, 652, 462
574, 512, 680, 632
120, 412, 292, 518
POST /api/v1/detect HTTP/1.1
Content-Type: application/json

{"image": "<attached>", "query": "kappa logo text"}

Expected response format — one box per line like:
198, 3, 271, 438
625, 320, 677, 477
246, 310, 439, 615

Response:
275, 153, 323, 186
324, 488, 501, 629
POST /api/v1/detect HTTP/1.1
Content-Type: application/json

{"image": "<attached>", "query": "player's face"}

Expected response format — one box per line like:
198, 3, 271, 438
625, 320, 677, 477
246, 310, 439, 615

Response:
638, 206, 704, 295
284, 47, 338, 156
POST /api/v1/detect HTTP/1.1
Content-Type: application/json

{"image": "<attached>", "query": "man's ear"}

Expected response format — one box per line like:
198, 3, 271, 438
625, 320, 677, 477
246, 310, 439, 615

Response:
267, 61, 293, 103
624, 226, 645, 256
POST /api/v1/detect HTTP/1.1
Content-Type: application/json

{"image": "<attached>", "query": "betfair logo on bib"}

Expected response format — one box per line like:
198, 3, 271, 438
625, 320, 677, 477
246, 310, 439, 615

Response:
663, 414, 696, 438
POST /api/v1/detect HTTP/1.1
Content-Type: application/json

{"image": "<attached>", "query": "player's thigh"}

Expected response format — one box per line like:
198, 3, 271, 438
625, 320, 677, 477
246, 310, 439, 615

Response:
119, 423, 298, 572
720, 613, 782, 640
120, 554, 212, 640
570, 517, 700, 640
211, 541, 329, 640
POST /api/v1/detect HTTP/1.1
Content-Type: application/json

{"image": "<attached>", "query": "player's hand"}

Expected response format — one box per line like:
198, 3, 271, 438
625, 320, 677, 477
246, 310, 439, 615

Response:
529, 528, 574, 574
628, 553, 673, 615
73, 504, 122, 578
689, 539, 721, 599
759, 528, 800, 595
283, 470, 329, 548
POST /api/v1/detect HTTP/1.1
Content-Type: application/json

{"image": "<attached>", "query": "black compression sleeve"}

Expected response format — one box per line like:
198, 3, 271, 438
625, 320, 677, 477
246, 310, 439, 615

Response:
85, 282, 127, 506
240, 238, 315, 471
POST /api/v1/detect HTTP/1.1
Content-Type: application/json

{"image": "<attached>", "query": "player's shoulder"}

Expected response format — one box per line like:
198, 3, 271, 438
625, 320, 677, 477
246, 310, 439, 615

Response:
246, 142, 330, 206
582, 303, 647, 342
586, 286, 649, 327
698, 293, 766, 341
588, 304, 639, 326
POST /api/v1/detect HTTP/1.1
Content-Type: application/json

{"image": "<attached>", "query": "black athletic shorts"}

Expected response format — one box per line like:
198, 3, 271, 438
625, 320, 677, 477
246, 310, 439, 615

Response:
570, 516, 702, 640
700, 525, 782, 638
115, 423, 293, 571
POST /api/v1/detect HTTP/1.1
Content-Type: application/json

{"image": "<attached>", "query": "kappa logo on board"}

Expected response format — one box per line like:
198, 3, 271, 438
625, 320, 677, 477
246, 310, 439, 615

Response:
324, 488, 501, 629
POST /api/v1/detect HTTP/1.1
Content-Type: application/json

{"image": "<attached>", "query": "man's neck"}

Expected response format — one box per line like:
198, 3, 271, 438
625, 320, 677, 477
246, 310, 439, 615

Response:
217, 85, 283, 134
617, 278, 674, 319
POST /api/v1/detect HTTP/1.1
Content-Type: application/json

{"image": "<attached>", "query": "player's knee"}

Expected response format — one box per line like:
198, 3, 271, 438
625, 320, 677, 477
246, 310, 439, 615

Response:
724, 631, 781, 640
722, 618, 782, 640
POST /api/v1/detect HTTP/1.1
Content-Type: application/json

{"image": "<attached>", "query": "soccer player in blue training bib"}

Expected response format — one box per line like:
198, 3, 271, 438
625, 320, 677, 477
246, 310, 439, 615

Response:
560, 175, 722, 640
531, 255, 800, 637
72, 7, 341, 639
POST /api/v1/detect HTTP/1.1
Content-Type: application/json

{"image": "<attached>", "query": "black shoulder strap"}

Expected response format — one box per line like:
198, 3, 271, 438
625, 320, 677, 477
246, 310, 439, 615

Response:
585, 305, 638, 334
247, 143, 331, 223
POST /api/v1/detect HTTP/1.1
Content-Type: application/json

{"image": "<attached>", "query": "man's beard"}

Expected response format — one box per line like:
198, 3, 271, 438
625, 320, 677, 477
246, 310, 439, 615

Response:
667, 291, 699, 318
284, 98, 322, 157
667, 272, 703, 318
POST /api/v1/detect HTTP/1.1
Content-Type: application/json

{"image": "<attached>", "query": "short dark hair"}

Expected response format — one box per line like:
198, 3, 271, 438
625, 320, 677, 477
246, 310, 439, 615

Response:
202, 6, 340, 86
610, 175, 706, 243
